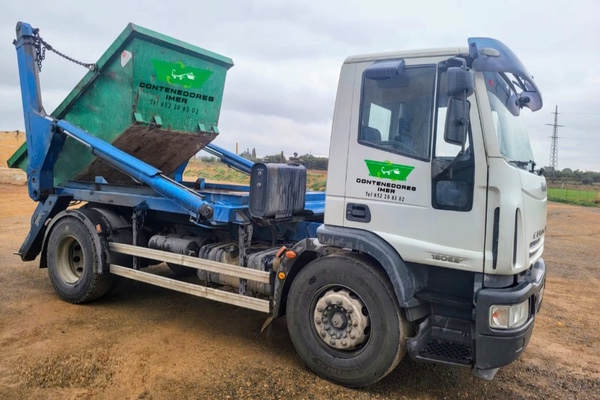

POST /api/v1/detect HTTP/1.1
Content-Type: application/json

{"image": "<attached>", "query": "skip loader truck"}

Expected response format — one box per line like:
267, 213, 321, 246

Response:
9, 21, 546, 387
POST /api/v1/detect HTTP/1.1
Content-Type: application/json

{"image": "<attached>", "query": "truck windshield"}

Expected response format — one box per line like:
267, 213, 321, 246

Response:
484, 71, 534, 169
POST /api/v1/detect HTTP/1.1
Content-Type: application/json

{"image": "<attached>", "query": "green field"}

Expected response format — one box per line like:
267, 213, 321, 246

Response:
184, 160, 328, 191
547, 187, 599, 207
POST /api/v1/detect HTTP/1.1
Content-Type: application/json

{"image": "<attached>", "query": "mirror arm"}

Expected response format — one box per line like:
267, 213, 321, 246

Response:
448, 56, 467, 69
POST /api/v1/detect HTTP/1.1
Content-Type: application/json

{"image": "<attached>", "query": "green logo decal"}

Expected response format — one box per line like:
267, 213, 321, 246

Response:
151, 60, 213, 89
364, 159, 414, 181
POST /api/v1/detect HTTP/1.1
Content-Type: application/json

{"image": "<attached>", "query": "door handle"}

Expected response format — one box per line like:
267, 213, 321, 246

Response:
346, 203, 371, 223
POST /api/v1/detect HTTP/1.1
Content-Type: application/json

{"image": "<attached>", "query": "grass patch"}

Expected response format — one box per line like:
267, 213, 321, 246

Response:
184, 160, 327, 191
548, 187, 600, 207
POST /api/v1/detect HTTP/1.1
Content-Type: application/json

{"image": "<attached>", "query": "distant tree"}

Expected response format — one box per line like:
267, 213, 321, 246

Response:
297, 153, 328, 170
561, 168, 574, 178
262, 151, 287, 163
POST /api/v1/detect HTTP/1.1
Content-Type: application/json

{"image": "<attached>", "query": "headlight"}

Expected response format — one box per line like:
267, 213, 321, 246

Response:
489, 300, 530, 329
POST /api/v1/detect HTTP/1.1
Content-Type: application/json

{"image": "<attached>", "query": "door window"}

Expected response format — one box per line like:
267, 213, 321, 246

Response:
431, 66, 475, 211
358, 65, 436, 161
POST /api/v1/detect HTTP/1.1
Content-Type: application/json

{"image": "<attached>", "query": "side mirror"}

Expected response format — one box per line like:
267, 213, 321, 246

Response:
447, 67, 474, 97
444, 97, 470, 145
519, 90, 542, 112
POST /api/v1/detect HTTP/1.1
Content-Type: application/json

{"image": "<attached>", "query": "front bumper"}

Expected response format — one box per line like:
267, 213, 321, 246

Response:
474, 258, 546, 370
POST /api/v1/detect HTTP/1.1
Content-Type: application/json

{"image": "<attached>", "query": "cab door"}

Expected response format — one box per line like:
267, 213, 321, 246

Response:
343, 58, 487, 272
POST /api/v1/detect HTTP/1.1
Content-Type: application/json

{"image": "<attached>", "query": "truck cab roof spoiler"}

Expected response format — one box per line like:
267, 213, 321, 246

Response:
468, 37, 543, 111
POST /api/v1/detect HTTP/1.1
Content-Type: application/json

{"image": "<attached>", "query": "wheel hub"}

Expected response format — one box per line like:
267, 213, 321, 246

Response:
313, 288, 369, 350
56, 236, 84, 284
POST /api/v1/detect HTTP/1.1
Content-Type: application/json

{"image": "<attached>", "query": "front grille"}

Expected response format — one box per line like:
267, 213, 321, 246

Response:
419, 338, 472, 364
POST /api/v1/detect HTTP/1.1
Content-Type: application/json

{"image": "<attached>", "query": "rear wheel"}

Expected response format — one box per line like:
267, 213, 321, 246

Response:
47, 216, 113, 303
286, 253, 409, 387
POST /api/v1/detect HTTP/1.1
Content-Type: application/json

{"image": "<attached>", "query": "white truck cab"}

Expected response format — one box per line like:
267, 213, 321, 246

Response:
317, 37, 546, 382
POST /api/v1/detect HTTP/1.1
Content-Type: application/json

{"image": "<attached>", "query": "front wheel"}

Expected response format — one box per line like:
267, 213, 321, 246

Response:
286, 253, 409, 387
47, 216, 114, 303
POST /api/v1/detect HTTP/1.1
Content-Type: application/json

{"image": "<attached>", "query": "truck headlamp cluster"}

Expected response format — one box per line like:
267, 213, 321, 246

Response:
489, 300, 529, 329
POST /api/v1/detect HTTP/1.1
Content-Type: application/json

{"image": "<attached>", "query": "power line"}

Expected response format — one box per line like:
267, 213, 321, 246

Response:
558, 112, 600, 116
546, 105, 564, 171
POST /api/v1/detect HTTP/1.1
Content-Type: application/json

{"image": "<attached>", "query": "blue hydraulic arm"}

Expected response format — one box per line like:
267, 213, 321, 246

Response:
14, 22, 66, 201
55, 120, 212, 220
204, 143, 254, 175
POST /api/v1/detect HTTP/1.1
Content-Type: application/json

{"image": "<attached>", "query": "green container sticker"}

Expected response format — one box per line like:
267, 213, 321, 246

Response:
152, 60, 213, 88
364, 159, 414, 181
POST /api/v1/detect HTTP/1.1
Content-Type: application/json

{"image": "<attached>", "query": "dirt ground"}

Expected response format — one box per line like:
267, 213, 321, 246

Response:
0, 183, 598, 400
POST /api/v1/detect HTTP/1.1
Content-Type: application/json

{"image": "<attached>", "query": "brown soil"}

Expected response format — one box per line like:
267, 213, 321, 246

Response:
0, 183, 598, 399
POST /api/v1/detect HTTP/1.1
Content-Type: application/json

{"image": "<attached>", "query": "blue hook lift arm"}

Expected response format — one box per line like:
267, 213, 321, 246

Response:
14, 22, 66, 202
204, 143, 254, 175
55, 120, 211, 221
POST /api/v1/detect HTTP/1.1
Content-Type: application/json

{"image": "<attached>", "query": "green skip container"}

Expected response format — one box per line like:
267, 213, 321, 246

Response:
8, 23, 233, 185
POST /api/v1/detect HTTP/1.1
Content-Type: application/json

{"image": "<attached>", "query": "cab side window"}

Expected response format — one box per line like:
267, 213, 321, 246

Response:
358, 65, 436, 161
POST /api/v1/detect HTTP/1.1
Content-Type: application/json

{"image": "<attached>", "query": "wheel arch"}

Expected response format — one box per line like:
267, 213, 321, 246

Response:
316, 225, 426, 308
40, 208, 112, 274
273, 246, 321, 318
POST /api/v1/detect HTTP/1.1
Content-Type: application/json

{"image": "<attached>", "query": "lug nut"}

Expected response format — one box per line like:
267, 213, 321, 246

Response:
315, 318, 321, 325
352, 320, 358, 327
337, 300, 343, 306
320, 330, 326, 338
350, 333, 356, 339
326, 299, 332, 305
317, 306, 324, 312
322, 317, 328, 323
348, 309, 353, 314
330, 339, 336, 345
341, 341, 347, 347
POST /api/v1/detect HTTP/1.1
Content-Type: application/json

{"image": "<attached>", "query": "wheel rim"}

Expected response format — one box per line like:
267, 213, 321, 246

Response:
312, 287, 370, 351
55, 235, 85, 284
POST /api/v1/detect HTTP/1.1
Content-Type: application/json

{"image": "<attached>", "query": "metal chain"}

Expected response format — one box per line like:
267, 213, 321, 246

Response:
28, 29, 96, 72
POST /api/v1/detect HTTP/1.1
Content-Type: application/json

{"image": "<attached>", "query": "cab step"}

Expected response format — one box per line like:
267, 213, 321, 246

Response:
407, 316, 473, 366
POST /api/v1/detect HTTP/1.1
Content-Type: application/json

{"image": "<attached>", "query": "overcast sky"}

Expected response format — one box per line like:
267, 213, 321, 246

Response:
1, 0, 599, 171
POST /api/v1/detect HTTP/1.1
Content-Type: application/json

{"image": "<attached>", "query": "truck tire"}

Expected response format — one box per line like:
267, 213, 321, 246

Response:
286, 253, 409, 387
47, 216, 114, 303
